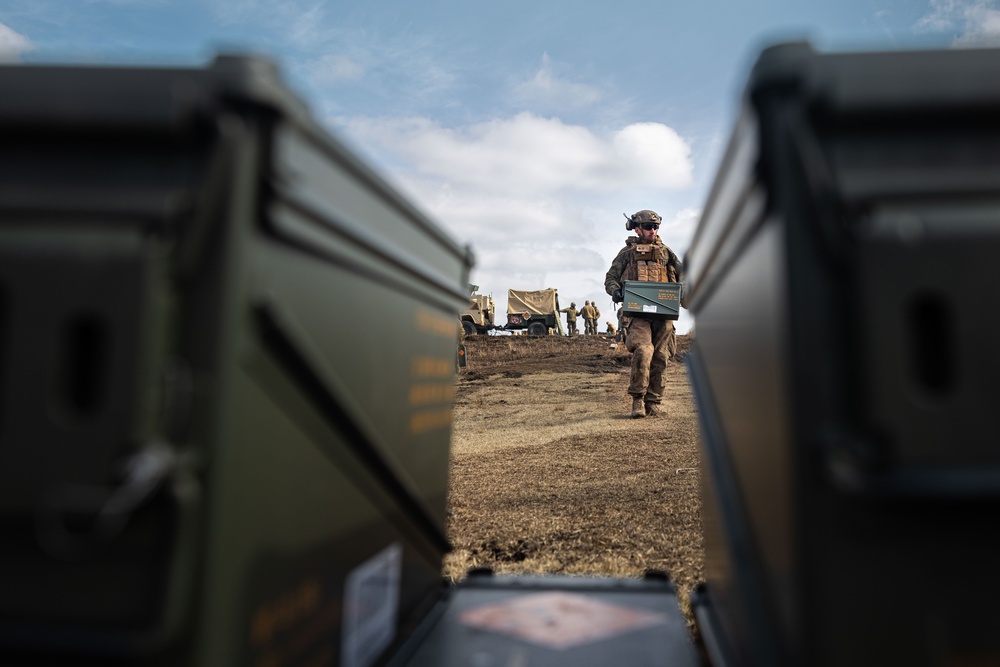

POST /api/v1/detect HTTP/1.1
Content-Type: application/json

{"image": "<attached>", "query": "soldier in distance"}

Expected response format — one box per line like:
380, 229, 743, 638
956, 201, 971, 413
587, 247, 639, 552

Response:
580, 300, 598, 334
605, 210, 683, 418
560, 302, 579, 336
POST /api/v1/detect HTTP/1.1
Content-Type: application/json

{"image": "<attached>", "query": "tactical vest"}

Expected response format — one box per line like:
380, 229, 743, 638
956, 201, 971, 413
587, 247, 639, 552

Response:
625, 239, 677, 283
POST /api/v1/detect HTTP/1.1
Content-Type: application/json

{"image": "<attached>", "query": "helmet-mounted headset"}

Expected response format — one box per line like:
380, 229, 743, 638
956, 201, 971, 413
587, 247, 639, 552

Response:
624, 210, 662, 231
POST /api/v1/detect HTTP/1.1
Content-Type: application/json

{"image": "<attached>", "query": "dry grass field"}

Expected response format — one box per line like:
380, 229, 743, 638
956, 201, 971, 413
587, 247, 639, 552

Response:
443, 331, 704, 625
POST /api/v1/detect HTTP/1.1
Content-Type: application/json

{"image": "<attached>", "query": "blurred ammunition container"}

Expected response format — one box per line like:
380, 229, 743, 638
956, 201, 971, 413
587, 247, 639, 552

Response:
0, 56, 472, 665
685, 42, 1000, 667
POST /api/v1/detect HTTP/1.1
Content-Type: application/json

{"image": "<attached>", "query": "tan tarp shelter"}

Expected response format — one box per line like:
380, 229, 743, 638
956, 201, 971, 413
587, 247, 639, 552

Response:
507, 288, 557, 315
507, 288, 564, 335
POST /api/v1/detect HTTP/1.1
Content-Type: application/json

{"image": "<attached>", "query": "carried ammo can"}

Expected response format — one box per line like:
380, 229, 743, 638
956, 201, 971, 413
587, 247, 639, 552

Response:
621, 281, 682, 319
685, 43, 1000, 667
0, 56, 472, 665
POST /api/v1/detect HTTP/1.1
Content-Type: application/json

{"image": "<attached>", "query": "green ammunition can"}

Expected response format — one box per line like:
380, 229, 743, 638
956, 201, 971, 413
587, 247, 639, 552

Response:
686, 41, 1000, 667
621, 281, 682, 319
0, 55, 472, 666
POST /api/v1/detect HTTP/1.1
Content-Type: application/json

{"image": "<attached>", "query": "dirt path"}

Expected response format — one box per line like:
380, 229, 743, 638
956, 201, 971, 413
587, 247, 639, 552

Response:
444, 333, 704, 618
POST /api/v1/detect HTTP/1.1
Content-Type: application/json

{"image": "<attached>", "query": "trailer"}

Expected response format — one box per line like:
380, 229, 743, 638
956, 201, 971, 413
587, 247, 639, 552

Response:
505, 287, 565, 335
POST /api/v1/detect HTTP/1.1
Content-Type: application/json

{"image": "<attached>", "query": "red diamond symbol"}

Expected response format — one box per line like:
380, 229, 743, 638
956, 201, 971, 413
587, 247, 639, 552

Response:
458, 591, 669, 650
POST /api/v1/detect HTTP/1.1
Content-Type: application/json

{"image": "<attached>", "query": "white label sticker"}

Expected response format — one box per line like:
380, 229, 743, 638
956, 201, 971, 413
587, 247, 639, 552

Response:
642, 304, 657, 313
341, 542, 402, 667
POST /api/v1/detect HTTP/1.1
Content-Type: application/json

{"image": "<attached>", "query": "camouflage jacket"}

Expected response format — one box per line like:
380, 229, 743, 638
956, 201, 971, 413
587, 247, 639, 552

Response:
580, 304, 597, 319
560, 307, 579, 320
605, 235, 683, 297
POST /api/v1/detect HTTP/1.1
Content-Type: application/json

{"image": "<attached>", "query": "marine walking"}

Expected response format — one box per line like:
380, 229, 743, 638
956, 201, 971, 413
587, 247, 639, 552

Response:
605, 210, 684, 418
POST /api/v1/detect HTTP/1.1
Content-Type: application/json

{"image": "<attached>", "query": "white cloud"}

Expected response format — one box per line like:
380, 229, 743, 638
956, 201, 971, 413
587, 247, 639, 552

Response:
333, 112, 697, 332
609, 123, 695, 191
663, 207, 701, 251
917, 0, 1000, 45
307, 53, 364, 83
957, 5, 1000, 44
0, 22, 34, 62
341, 112, 692, 200
513, 53, 603, 109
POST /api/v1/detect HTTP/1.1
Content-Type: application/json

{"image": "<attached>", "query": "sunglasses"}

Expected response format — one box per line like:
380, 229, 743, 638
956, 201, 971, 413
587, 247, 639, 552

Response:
639, 223, 660, 231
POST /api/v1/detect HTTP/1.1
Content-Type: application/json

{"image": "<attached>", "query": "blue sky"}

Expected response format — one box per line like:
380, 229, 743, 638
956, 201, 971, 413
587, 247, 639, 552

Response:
2, 0, 997, 333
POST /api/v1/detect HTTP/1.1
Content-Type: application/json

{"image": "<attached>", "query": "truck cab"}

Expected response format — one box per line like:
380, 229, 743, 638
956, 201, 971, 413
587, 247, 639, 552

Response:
460, 292, 496, 335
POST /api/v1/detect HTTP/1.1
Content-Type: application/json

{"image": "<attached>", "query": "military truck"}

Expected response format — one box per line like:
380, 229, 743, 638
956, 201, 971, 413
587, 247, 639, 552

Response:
504, 287, 564, 336
460, 291, 496, 335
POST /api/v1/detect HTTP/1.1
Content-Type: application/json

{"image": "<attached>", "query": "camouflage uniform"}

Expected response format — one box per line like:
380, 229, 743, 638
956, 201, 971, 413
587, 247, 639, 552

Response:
605, 226, 683, 417
560, 304, 579, 335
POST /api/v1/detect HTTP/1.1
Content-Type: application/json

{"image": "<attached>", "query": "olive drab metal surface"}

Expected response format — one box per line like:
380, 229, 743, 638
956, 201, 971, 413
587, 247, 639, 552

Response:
621, 281, 682, 319
392, 573, 702, 667
684, 42, 1000, 667
0, 55, 472, 666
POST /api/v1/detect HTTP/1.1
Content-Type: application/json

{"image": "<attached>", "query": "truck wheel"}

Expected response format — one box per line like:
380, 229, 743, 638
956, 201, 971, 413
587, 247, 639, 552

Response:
462, 321, 477, 336
527, 322, 547, 336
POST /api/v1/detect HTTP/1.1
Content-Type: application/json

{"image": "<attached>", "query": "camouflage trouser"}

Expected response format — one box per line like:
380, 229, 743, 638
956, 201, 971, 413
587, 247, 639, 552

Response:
585, 318, 597, 334
625, 317, 674, 403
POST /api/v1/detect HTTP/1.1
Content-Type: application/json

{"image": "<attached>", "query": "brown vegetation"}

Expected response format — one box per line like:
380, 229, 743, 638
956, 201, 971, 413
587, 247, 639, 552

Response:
444, 331, 703, 623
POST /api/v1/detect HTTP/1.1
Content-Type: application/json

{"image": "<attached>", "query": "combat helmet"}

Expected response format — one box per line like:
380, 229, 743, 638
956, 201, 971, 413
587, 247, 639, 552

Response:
624, 209, 662, 230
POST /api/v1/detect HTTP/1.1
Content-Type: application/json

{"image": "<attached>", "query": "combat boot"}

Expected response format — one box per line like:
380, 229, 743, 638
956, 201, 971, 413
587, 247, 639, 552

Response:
631, 396, 646, 419
645, 402, 662, 417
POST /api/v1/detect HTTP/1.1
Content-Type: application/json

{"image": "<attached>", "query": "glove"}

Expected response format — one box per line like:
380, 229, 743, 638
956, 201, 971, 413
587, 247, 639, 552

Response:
612, 288, 622, 303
